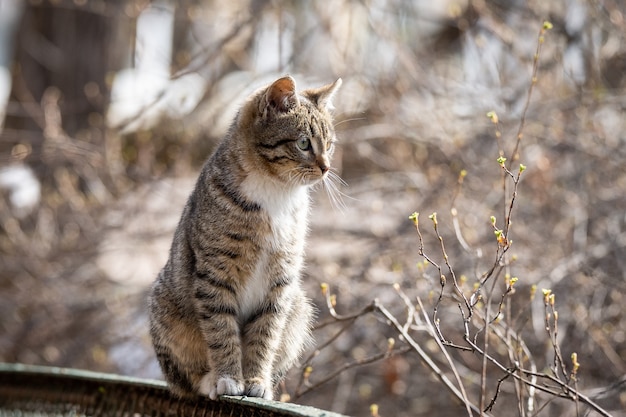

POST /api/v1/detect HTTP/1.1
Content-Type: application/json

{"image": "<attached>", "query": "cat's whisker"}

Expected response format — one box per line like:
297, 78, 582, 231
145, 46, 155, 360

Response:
310, 179, 322, 192
322, 173, 349, 212
300, 172, 310, 186
326, 184, 347, 212
328, 170, 349, 187
283, 167, 305, 186
333, 116, 367, 128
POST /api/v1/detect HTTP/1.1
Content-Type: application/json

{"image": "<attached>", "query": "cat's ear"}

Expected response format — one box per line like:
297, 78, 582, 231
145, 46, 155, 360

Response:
303, 78, 342, 111
265, 76, 299, 113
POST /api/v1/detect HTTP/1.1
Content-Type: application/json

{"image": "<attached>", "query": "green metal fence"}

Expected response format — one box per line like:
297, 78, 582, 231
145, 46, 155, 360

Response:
0, 364, 345, 417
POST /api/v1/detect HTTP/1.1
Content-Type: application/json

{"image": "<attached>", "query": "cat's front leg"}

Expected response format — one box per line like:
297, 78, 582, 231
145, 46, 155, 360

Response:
193, 269, 245, 399
242, 313, 281, 400
241, 276, 294, 400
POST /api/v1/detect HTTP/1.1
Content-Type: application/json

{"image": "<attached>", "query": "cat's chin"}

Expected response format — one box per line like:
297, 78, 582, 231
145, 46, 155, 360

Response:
301, 177, 325, 187
278, 175, 324, 187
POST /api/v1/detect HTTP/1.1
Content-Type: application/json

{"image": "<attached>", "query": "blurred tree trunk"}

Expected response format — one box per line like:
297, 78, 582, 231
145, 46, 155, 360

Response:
4, 2, 130, 182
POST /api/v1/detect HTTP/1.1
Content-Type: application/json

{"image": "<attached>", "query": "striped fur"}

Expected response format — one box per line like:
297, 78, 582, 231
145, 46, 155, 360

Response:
149, 76, 342, 400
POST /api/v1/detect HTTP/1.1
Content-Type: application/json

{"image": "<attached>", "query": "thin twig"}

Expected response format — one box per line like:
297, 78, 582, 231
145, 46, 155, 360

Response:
510, 22, 551, 162
375, 300, 485, 416
295, 345, 412, 399
485, 371, 513, 412
479, 256, 502, 415
415, 296, 476, 417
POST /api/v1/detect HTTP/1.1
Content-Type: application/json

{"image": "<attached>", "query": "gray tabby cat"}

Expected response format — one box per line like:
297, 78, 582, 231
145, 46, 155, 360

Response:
149, 76, 342, 400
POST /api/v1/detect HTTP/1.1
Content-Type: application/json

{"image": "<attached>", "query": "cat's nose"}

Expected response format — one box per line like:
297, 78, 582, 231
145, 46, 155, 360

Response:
317, 156, 330, 175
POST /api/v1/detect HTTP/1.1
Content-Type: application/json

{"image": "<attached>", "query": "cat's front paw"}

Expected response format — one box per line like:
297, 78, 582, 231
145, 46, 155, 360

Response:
216, 376, 245, 398
245, 378, 273, 400
200, 375, 244, 400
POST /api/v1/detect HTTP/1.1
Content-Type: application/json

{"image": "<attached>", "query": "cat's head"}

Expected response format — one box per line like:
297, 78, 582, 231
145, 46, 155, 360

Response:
240, 76, 342, 188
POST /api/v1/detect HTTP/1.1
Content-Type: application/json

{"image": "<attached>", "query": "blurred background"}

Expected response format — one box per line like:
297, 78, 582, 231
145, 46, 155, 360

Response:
0, 0, 625, 416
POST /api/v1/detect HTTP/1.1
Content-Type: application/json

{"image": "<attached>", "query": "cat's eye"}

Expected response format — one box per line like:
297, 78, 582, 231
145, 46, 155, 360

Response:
296, 137, 311, 151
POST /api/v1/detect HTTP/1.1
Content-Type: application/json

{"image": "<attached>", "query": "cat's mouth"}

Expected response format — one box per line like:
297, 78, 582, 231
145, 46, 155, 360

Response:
302, 172, 327, 186
282, 165, 328, 186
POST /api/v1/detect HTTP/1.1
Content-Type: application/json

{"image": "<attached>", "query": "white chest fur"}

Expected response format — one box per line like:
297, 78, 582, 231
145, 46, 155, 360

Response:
238, 175, 309, 319
240, 175, 310, 250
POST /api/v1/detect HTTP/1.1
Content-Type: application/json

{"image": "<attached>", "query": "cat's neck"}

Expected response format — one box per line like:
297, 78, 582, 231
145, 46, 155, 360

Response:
239, 173, 309, 217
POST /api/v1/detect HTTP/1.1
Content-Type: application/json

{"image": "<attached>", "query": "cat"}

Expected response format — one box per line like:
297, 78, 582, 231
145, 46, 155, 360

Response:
149, 75, 342, 401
